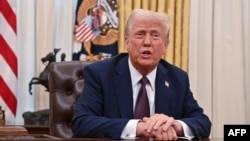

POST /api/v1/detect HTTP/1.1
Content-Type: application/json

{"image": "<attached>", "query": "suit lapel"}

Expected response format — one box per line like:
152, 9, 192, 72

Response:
155, 64, 174, 114
113, 57, 134, 118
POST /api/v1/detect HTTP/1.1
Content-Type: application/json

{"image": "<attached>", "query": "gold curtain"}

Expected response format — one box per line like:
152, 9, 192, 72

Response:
117, 0, 190, 71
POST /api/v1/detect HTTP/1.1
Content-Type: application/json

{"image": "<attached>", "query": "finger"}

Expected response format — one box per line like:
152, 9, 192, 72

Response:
154, 114, 170, 130
142, 129, 153, 138
163, 117, 175, 131
142, 117, 149, 122
167, 127, 174, 140
161, 129, 170, 140
153, 126, 163, 140
145, 114, 168, 132
172, 127, 178, 140
153, 118, 167, 130
144, 117, 153, 132
144, 115, 159, 132
161, 127, 177, 141
169, 126, 178, 140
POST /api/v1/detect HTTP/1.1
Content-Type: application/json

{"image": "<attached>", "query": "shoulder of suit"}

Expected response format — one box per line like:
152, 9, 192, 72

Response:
159, 59, 187, 75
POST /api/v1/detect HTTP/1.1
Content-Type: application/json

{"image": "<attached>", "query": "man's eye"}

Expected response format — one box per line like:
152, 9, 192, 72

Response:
135, 33, 144, 38
152, 34, 160, 39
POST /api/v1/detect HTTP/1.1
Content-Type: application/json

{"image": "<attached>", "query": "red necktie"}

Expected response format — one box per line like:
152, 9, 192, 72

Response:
134, 76, 150, 119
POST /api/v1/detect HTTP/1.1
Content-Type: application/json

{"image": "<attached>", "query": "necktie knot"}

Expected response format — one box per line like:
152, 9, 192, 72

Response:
140, 76, 149, 86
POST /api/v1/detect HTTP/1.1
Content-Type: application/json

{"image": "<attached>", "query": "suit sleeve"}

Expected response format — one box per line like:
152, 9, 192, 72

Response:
71, 65, 129, 139
181, 73, 212, 139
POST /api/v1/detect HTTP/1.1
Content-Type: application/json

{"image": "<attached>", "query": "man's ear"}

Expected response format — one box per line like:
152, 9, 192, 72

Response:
163, 47, 167, 54
125, 36, 129, 44
125, 36, 130, 51
163, 41, 168, 53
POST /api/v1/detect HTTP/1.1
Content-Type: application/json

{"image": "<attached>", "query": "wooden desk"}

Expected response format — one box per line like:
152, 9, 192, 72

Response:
0, 125, 28, 135
0, 134, 60, 140
24, 125, 49, 134
63, 138, 222, 141
0, 135, 223, 141
0, 137, 223, 141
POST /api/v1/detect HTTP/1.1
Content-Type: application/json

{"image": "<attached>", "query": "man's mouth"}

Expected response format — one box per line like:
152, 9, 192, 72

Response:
141, 50, 151, 58
142, 50, 151, 55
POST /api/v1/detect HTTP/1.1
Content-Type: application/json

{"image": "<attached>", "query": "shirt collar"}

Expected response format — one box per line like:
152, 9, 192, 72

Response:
128, 57, 156, 91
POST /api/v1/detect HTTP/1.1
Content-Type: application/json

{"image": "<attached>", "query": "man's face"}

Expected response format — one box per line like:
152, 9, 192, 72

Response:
125, 19, 168, 74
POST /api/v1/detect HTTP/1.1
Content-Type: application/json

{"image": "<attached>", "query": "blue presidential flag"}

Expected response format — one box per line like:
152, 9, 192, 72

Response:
73, 0, 118, 61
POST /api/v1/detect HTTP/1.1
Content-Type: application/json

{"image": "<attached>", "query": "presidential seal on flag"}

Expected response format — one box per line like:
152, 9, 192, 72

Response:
74, 0, 118, 61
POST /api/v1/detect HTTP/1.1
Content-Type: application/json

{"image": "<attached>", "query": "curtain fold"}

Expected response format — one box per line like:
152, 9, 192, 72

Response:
16, 0, 36, 125
242, 0, 250, 124
212, 0, 246, 138
189, 0, 250, 138
117, 0, 190, 71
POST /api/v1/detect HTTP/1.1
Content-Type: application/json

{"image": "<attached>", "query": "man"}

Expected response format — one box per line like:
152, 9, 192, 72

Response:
72, 9, 211, 140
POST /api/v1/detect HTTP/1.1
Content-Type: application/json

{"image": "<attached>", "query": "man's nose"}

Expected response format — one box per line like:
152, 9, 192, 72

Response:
143, 34, 151, 47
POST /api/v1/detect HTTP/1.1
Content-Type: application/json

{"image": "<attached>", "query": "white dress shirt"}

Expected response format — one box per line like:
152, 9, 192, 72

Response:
120, 58, 194, 139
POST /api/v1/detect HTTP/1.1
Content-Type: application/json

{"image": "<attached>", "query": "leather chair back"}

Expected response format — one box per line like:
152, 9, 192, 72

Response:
48, 61, 91, 138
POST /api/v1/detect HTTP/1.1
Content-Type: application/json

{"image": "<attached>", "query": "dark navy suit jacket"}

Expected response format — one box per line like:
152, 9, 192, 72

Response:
72, 53, 211, 139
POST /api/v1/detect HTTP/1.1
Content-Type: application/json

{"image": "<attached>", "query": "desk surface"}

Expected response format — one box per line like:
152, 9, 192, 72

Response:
64, 138, 223, 141
23, 125, 49, 134
0, 125, 28, 135
0, 134, 60, 140
0, 126, 223, 140
0, 136, 223, 141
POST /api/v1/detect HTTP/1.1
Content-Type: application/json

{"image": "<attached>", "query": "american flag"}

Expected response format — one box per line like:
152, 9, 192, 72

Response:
0, 0, 17, 124
75, 16, 95, 42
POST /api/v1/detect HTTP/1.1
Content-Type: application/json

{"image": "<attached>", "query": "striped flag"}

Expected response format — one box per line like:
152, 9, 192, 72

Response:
0, 0, 17, 124
75, 16, 95, 42
72, 0, 118, 61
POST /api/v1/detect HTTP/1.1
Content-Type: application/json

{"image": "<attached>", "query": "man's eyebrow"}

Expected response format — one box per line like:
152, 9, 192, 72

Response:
135, 30, 146, 34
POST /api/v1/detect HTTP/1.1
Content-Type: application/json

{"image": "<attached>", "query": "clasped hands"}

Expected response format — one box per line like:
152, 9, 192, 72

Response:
136, 114, 184, 140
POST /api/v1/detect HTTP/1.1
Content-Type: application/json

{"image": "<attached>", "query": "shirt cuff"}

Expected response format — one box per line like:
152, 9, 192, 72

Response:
120, 119, 139, 139
176, 120, 195, 140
